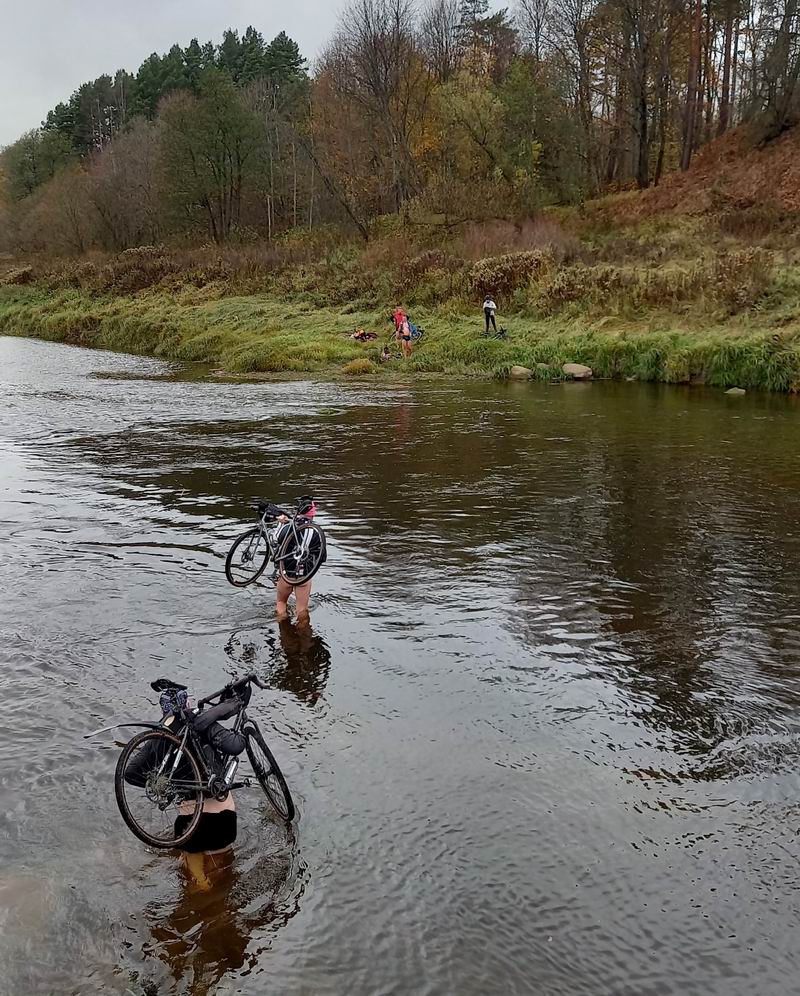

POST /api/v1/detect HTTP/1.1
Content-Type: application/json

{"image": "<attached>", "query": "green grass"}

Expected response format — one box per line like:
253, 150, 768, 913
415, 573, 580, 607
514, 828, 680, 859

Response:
2, 282, 800, 391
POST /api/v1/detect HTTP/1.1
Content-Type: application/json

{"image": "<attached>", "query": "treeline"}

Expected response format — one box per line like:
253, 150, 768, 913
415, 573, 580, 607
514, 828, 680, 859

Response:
2, 0, 799, 254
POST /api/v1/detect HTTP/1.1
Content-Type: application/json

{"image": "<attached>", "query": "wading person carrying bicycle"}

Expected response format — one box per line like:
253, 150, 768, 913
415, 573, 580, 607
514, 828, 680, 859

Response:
273, 497, 321, 620
97, 673, 295, 886
225, 495, 327, 620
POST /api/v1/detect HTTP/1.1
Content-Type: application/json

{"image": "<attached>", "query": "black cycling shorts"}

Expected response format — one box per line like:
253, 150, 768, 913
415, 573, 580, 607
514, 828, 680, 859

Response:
174, 810, 237, 853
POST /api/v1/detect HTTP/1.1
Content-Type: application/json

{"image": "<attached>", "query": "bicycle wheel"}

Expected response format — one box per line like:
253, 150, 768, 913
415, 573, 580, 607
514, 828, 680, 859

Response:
276, 522, 326, 586
244, 724, 295, 822
225, 528, 271, 587
114, 728, 204, 848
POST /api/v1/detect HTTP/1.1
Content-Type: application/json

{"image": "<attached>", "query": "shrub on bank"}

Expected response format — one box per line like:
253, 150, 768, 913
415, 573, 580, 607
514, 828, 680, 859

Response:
710, 248, 774, 312
343, 358, 377, 375
98, 246, 180, 294
530, 247, 775, 318
0, 266, 34, 286
398, 250, 452, 289
469, 250, 552, 297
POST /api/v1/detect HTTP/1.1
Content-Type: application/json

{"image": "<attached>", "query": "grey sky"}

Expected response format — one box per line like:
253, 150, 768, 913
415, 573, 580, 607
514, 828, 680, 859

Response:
0, 0, 340, 147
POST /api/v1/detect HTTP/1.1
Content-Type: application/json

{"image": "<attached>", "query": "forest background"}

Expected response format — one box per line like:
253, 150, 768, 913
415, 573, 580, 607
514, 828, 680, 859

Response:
2, 0, 800, 389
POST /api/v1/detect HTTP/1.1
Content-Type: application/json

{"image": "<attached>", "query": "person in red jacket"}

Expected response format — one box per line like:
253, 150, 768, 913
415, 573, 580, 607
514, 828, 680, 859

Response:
390, 306, 413, 358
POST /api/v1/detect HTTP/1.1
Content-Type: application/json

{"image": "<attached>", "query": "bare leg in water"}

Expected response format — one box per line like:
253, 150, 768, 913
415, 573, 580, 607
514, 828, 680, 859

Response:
276, 578, 312, 620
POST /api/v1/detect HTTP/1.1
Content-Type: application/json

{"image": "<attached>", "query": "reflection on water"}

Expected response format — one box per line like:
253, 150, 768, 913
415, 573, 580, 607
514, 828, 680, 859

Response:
140, 837, 300, 996
272, 618, 331, 706
2, 337, 800, 995
223, 618, 331, 707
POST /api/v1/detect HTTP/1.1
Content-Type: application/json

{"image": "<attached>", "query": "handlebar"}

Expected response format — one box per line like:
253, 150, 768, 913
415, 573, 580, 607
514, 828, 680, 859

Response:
252, 501, 291, 519
252, 497, 315, 520
197, 672, 267, 709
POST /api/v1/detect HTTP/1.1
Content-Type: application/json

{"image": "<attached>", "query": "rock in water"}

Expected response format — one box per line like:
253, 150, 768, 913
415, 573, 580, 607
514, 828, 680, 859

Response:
509, 365, 533, 379
562, 363, 593, 380
725, 387, 746, 395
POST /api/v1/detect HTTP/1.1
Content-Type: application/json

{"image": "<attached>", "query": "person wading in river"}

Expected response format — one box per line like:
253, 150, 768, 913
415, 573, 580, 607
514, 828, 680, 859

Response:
274, 498, 325, 620
124, 683, 245, 889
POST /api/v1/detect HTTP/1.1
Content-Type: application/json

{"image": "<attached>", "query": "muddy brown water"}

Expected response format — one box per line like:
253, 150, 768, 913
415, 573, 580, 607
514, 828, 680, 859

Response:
1, 336, 800, 996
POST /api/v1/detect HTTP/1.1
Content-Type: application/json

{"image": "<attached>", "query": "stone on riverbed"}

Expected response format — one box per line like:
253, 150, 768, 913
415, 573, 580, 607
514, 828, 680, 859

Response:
725, 387, 746, 395
562, 363, 593, 380
509, 365, 533, 379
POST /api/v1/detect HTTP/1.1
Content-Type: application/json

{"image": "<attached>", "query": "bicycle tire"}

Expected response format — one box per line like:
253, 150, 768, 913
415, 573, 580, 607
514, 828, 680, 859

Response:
276, 521, 326, 586
225, 528, 271, 587
114, 728, 204, 849
244, 723, 295, 822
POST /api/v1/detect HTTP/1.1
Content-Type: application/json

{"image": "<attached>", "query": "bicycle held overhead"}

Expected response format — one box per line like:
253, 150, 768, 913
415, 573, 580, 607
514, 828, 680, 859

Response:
89, 671, 295, 850
225, 495, 327, 589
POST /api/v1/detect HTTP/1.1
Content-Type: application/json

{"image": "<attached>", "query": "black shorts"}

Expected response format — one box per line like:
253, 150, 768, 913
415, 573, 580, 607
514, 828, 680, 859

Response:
174, 810, 237, 853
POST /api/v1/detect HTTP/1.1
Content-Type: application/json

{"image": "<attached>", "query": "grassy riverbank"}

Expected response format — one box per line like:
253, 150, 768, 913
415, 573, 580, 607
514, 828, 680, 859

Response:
3, 204, 800, 390
3, 281, 800, 390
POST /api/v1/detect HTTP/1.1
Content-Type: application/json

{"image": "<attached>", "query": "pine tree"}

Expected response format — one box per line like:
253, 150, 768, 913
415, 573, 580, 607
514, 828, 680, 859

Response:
240, 26, 267, 82
459, 0, 489, 21
265, 31, 305, 81
184, 39, 205, 92
134, 54, 166, 117
161, 44, 188, 94
457, 0, 491, 71
43, 102, 77, 147
218, 29, 244, 82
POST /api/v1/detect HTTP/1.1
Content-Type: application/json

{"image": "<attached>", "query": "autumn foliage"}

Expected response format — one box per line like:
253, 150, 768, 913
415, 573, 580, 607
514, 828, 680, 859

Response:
2, 0, 800, 257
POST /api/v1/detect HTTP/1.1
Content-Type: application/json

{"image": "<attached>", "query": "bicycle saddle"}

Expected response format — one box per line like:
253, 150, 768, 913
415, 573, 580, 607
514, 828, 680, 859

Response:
150, 678, 188, 693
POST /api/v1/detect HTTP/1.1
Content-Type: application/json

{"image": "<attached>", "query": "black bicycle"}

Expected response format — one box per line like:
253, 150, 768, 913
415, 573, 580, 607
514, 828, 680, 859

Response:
225, 496, 326, 588
106, 673, 294, 849
480, 325, 508, 340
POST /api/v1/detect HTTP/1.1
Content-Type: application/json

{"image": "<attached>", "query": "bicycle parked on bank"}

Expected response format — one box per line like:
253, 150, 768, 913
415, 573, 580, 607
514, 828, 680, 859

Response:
479, 325, 508, 340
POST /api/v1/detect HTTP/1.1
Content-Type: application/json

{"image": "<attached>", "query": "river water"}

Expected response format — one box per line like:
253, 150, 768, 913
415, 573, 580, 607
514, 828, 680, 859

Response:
1, 336, 800, 996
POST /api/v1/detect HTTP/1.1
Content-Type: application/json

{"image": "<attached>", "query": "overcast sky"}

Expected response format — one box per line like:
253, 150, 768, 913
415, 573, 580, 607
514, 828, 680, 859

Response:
0, 0, 342, 147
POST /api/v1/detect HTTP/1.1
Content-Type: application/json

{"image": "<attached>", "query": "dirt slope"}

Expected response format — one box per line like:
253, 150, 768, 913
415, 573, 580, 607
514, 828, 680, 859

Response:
616, 125, 800, 219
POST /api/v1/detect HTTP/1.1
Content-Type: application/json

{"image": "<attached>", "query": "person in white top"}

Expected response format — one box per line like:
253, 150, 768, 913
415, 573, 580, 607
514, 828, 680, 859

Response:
483, 295, 498, 334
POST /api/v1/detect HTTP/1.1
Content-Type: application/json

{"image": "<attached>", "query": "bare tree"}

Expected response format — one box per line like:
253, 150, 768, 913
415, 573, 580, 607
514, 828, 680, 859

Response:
515, 0, 553, 63
421, 0, 462, 80
322, 0, 433, 209
681, 0, 704, 169
87, 119, 162, 249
